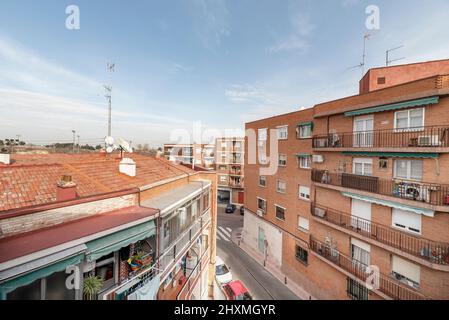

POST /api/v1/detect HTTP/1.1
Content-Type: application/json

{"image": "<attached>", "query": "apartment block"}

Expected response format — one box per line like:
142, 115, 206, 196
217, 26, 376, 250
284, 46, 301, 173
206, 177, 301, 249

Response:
243, 59, 449, 300
163, 143, 215, 170
216, 137, 245, 205
0, 153, 217, 300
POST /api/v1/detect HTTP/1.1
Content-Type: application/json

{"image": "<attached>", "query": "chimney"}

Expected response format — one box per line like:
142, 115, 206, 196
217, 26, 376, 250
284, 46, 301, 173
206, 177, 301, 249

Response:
156, 150, 163, 159
119, 158, 136, 177
56, 175, 77, 201
0, 153, 10, 165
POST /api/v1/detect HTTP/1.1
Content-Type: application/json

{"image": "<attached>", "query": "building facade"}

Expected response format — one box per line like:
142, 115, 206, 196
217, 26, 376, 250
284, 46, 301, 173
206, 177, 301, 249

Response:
0, 153, 217, 300
243, 60, 449, 300
163, 144, 215, 171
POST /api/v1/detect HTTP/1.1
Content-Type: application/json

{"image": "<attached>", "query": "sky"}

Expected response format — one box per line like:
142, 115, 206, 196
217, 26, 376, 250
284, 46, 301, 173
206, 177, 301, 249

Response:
0, 0, 449, 147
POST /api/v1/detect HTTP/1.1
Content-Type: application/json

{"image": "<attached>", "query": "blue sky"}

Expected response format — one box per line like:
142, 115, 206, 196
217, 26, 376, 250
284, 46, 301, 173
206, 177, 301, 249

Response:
1, 0, 449, 146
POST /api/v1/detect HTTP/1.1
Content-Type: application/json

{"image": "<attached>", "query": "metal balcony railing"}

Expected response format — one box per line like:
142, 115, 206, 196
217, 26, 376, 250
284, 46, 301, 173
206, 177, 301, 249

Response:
177, 250, 210, 300
311, 204, 449, 265
312, 169, 449, 206
313, 126, 449, 149
310, 237, 427, 300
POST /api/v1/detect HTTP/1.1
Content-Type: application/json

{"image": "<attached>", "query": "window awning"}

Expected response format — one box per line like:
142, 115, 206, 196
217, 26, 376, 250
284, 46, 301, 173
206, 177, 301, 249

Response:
296, 153, 311, 157
344, 96, 439, 117
85, 220, 156, 263
341, 192, 434, 217
298, 121, 313, 126
342, 151, 439, 159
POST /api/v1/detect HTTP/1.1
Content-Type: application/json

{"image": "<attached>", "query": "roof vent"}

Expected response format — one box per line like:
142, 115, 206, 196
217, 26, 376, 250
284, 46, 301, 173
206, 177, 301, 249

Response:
119, 158, 136, 177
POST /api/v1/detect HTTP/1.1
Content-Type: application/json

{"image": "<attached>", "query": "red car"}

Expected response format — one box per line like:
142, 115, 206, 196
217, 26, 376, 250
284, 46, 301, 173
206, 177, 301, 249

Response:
222, 280, 253, 300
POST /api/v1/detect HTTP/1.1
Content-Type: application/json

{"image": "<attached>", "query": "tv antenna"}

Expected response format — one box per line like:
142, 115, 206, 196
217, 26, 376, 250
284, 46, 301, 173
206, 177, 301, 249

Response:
347, 32, 376, 77
105, 62, 115, 138
386, 45, 405, 66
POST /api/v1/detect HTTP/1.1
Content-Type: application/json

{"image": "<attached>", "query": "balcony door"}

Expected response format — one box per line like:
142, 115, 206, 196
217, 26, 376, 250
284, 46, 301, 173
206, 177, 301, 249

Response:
353, 116, 374, 147
351, 199, 371, 233
351, 238, 371, 271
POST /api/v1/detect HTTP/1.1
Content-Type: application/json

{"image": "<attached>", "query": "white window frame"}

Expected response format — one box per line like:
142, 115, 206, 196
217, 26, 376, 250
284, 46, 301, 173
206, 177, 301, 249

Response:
276, 179, 286, 194
258, 128, 268, 141
274, 204, 286, 221
299, 156, 311, 169
219, 175, 227, 182
278, 154, 287, 167
393, 159, 423, 181
394, 107, 425, 132
298, 123, 312, 139
257, 197, 267, 213
298, 185, 310, 201
277, 125, 288, 140
298, 216, 309, 232
353, 158, 373, 176
258, 176, 267, 187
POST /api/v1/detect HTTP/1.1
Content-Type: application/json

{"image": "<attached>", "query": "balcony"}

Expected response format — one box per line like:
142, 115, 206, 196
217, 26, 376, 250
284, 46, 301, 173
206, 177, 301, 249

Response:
310, 238, 427, 300
311, 204, 449, 266
312, 126, 449, 152
177, 250, 210, 300
312, 169, 449, 207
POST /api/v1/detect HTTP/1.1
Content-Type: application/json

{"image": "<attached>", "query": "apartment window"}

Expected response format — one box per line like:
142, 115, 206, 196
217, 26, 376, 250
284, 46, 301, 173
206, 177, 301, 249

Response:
392, 256, 420, 289
259, 176, 267, 187
275, 205, 285, 220
277, 125, 288, 140
295, 245, 308, 264
257, 198, 267, 213
394, 159, 423, 181
394, 108, 424, 131
298, 186, 310, 200
353, 158, 373, 176
392, 208, 421, 234
276, 180, 286, 193
278, 154, 287, 167
219, 165, 227, 170
297, 122, 312, 139
234, 141, 242, 149
219, 175, 227, 183
351, 238, 371, 268
258, 128, 268, 141
347, 278, 369, 300
298, 216, 309, 232
379, 157, 388, 169
298, 155, 311, 169
221, 141, 227, 148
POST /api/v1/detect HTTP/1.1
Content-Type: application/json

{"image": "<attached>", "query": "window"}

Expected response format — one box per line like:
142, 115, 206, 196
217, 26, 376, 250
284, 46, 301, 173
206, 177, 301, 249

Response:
351, 238, 371, 268
259, 176, 267, 187
257, 198, 267, 213
298, 216, 309, 232
298, 155, 311, 169
394, 160, 423, 181
221, 141, 227, 148
276, 180, 286, 193
395, 108, 424, 130
275, 205, 285, 220
353, 158, 372, 176
277, 125, 288, 140
219, 165, 227, 170
379, 157, 388, 169
219, 175, 227, 182
377, 77, 386, 85
298, 186, 310, 200
295, 245, 308, 264
347, 278, 369, 300
163, 221, 170, 238
278, 154, 287, 167
392, 256, 420, 288
392, 208, 421, 234
258, 128, 268, 141
297, 123, 312, 139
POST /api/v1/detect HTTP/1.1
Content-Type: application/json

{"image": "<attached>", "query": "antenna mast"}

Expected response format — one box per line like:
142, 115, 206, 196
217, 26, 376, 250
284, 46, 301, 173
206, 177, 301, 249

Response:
386, 45, 405, 66
105, 62, 115, 137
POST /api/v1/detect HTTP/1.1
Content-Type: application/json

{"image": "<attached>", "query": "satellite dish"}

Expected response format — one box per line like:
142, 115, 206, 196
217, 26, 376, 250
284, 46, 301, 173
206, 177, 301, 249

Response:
106, 146, 114, 153
116, 138, 133, 153
105, 136, 114, 145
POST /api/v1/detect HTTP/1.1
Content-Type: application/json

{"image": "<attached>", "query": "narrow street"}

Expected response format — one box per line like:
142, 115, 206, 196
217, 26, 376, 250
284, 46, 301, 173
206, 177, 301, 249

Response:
216, 204, 299, 300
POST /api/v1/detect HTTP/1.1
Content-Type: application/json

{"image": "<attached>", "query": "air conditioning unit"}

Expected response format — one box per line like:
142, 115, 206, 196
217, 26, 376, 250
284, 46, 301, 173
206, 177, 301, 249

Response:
257, 209, 264, 217
418, 135, 441, 146
312, 155, 324, 163
314, 207, 326, 218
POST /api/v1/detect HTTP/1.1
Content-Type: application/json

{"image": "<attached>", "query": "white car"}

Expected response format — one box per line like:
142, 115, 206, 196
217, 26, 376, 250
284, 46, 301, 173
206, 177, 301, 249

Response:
215, 256, 233, 285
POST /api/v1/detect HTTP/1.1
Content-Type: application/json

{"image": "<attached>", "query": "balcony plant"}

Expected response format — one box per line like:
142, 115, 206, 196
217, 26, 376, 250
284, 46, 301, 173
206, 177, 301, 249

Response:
83, 276, 104, 300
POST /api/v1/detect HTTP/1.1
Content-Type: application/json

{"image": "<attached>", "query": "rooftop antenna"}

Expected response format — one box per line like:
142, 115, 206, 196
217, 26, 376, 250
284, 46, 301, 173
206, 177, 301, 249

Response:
105, 62, 115, 138
386, 45, 405, 66
347, 32, 375, 77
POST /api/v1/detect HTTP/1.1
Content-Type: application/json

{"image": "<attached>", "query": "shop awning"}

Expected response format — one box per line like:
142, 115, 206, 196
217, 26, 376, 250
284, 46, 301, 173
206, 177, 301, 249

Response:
342, 151, 439, 159
85, 220, 156, 262
344, 96, 439, 117
341, 192, 434, 217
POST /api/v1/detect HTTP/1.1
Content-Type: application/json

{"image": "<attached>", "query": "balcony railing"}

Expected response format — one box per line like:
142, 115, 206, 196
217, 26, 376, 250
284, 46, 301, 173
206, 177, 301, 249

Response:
177, 250, 210, 300
312, 169, 449, 207
310, 238, 427, 300
311, 204, 449, 265
313, 126, 449, 149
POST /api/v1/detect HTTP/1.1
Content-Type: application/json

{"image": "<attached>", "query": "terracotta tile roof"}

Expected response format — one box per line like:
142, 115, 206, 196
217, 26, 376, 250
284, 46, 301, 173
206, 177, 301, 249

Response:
0, 205, 158, 263
0, 153, 194, 212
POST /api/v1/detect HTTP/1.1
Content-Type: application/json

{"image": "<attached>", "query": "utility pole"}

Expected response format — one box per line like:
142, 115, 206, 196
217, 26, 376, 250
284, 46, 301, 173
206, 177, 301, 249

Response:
72, 130, 76, 153
77, 135, 80, 153
105, 62, 115, 137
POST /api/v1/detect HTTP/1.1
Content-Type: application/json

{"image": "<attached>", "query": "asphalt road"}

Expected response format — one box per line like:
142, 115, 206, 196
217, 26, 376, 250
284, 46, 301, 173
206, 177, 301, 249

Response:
216, 204, 299, 300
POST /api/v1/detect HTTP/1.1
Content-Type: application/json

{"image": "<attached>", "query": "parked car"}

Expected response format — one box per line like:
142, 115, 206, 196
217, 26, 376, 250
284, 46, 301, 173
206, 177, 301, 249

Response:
240, 206, 245, 215
225, 204, 236, 213
215, 256, 233, 285
222, 280, 253, 300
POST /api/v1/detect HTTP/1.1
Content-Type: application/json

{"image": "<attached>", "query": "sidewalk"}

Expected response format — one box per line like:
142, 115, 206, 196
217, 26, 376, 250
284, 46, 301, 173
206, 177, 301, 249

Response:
232, 231, 316, 300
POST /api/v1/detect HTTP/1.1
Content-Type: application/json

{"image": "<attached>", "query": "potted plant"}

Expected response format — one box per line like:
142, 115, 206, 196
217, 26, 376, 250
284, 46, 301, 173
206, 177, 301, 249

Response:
83, 276, 104, 300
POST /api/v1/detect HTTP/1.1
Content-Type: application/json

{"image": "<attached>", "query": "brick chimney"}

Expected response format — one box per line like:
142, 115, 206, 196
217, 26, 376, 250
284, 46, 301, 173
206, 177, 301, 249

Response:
56, 175, 77, 201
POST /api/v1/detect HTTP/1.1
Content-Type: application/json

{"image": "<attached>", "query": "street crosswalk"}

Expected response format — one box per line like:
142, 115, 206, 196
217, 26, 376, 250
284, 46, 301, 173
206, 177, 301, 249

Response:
216, 226, 232, 242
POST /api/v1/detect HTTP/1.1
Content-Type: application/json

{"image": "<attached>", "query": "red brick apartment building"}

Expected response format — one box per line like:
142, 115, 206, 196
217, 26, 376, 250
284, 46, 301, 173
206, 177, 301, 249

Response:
243, 59, 449, 300
0, 153, 217, 300
215, 137, 245, 205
